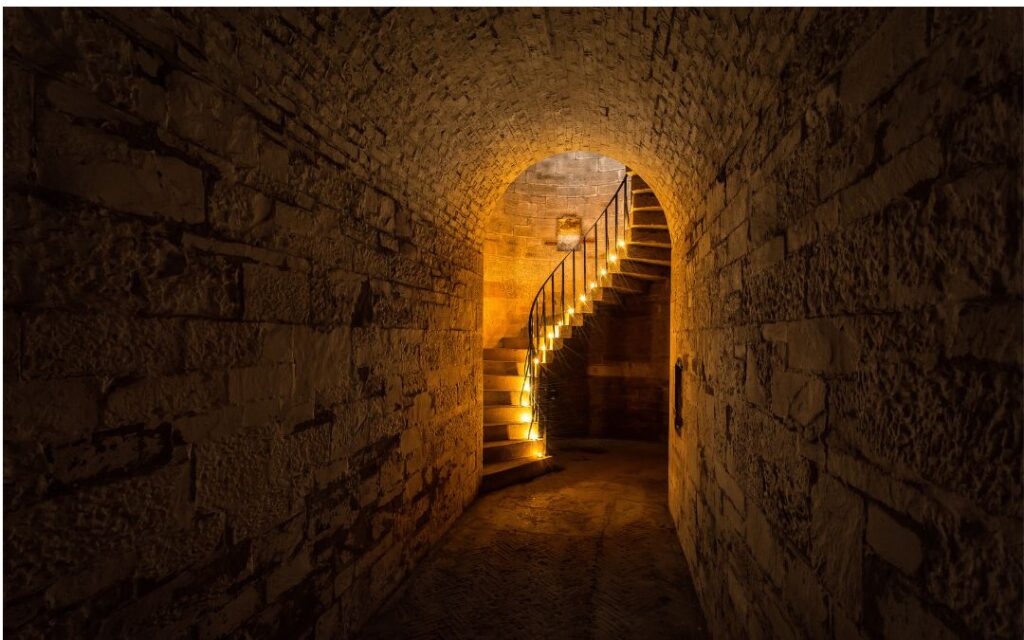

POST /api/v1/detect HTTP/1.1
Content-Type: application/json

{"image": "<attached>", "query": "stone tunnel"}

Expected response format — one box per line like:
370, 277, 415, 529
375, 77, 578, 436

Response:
3, 7, 1022, 639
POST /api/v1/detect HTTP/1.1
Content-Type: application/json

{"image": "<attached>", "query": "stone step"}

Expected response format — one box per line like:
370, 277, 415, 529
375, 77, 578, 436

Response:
484, 422, 536, 442
631, 191, 660, 209
483, 360, 526, 376
588, 284, 640, 303
575, 299, 597, 315
617, 258, 670, 280
627, 226, 671, 246
624, 243, 671, 264
603, 272, 647, 293
483, 347, 528, 362
481, 456, 554, 493
498, 335, 530, 349
483, 439, 543, 464
587, 286, 610, 303
538, 323, 572, 341
483, 404, 531, 424
484, 389, 529, 406
630, 174, 651, 190
483, 374, 528, 391
537, 336, 563, 353
630, 208, 667, 226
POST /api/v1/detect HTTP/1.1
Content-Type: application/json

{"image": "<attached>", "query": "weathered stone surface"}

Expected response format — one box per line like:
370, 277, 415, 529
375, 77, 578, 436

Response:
243, 263, 310, 323
5, 378, 99, 444
866, 502, 922, 576
874, 581, 958, 640
23, 313, 184, 378
105, 372, 227, 428
811, 475, 864, 619
35, 113, 205, 223
771, 370, 826, 428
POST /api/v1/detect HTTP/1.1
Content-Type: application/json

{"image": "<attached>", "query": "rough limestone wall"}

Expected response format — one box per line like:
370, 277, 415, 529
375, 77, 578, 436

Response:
539, 280, 670, 442
4, 9, 480, 638
483, 152, 625, 346
669, 8, 1022, 640
582, 280, 671, 442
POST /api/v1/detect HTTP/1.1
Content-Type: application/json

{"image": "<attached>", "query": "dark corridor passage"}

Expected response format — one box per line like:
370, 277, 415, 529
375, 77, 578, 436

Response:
4, 7, 1021, 639
358, 440, 708, 640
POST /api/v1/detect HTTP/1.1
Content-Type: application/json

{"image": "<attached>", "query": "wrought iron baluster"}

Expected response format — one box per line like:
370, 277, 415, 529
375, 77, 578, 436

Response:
549, 274, 554, 332
560, 261, 565, 325
541, 286, 545, 348
572, 249, 576, 309
614, 191, 619, 253
624, 174, 630, 229
604, 210, 609, 272
582, 232, 588, 297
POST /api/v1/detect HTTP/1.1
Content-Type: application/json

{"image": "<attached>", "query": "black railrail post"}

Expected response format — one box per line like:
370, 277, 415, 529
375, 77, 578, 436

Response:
618, 173, 626, 228
614, 191, 619, 252
582, 231, 588, 296
549, 274, 554, 333
604, 209, 609, 273
541, 285, 546, 348
560, 261, 565, 325
572, 249, 576, 308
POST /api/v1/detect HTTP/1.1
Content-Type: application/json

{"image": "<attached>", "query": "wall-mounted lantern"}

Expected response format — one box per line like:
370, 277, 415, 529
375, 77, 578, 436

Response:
556, 215, 582, 250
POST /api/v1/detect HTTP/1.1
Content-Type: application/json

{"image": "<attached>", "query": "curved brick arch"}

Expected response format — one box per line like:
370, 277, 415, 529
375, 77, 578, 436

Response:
303, 7, 819, 239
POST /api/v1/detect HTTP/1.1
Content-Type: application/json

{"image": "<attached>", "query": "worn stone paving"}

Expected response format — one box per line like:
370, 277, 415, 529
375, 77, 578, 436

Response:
358, 439, 708, 640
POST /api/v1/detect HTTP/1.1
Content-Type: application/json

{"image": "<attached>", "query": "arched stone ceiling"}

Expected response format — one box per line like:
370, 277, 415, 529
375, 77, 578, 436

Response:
286, 8, 830, 239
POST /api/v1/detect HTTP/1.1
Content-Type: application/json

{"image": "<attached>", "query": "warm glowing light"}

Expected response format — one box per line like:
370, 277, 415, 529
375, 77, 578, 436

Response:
519, 410, 532, 423
520, 397, 530, 407
522, 380, 531, 392
579, 294, 587, 302
609, 253, 618, 263
540, 343, 546, 352
533, 357, 540, 365
535, 451, 545, 458
528, 431, 540, 441
567, 308, 575, 316
554, 326, 560, 338
617, 239, 626, 249
589, 281, 597, 289
547, 330, 554, 340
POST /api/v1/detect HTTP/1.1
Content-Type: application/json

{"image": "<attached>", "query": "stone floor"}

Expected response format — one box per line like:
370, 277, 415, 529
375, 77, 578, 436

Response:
358, 439, 709, 639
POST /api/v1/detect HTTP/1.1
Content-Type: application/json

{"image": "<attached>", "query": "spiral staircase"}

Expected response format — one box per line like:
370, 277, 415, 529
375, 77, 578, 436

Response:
481, 172, 671, 492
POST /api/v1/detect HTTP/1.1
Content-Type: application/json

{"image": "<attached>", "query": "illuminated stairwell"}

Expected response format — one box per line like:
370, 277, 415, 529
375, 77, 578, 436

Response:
481, 171, 670, 492
481, 337, 552, 492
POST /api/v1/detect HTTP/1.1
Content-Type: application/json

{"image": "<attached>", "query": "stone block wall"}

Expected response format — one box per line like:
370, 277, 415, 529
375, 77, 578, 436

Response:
483, 151, 625, 346
542, 280, 671, 442
4, 9, 480, 638
585, 281, 671, 441
668, 9, 1022, 640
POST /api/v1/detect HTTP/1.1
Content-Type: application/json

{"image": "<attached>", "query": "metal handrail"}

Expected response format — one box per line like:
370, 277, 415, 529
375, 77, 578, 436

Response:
519, 172, 632, 451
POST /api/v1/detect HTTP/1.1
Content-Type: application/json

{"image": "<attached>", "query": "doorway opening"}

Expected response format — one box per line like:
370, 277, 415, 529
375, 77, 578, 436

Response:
481, 151, 673, 491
